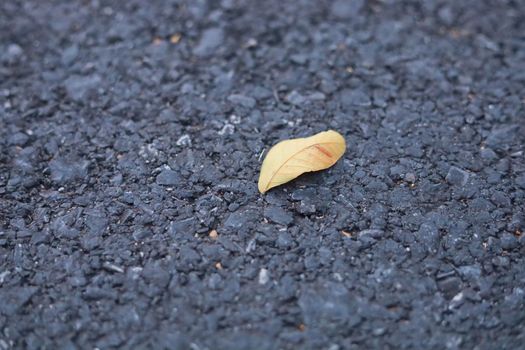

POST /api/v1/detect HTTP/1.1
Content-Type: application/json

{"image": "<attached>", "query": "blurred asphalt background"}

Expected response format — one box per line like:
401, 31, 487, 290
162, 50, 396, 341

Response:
1, 0, 524, 349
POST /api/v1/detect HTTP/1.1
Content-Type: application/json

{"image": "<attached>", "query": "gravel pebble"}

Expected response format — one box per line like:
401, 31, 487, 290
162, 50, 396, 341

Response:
445, 166, 469, 186
227, 94, 256, 108
64, 74, 102, 101
264, 206, 293, 226
193, 27, 224, 57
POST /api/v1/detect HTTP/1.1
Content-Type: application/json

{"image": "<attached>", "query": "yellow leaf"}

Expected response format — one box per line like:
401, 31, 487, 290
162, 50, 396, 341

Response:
258, 130, 346, 193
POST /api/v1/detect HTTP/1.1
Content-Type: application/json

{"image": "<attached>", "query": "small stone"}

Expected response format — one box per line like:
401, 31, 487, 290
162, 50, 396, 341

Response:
487, 171, 502, 184
297, 200, 316, 215
193, 27, 224, 57
264, 206, 293, 226
516, 175, 525, 190
291, 188, 316, 201
244, 38, 258, 48
2, 43, 23, 63
480, 148, 497, 161
477, 35, 499, 52
179, 247, 201, 265
168, 218, 196, 236
418, 223, 440, 253
404, 173, 416, 183
218, 123, 235, 135
449, 292, 465, 309
224, 211, 245, 228
170, 33, 182, 44
49, 158, 90, 185
299, 282, 359, 329
7, 132, 29, 146
176, 134, 192, 146
8, 43, 23, 56
64, 74, 102, 101
438, 277, 462, 298
500, 233, 518, 250
446, 166, 469, 186
158, 108, 177, 122
340, 89, 372, 108
258, 268, 270, 285
357, 229, 384, 239
207, 273, 222, 290
209, 229, 218, 240
0, 271, 10, 284
458, 265, 481, 281
51, 212, 79, 238
492, 256, 510, 268
181, 82, 194, 94
85, 211, 108, 235
490, 191, 511, 207
103, 262, 125, 273
290, 54, 307, 65
304, 255, 320, 270
0, 286, 38, 315
276, 231, 293, 248
438, 6, 455, 26
285, 90, 306, 106
331, 0, 364, 19
156, 168, 180, 185
486, 125, 517, 149
245, 238, 256, 253
469, 198, 494, 212
227, 94, 256, 108
132, 228, 152, 241
62, 45, 79, 66
372, 328, 386, 336
229, 114, 241, 124
307, 92, 326, 101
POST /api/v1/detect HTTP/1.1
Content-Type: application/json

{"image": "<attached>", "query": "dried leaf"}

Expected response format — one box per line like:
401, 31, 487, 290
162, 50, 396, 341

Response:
258, 130, 346, 193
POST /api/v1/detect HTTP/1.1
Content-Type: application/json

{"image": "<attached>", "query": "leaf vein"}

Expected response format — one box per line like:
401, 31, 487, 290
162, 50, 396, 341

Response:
264, 141, 343, 192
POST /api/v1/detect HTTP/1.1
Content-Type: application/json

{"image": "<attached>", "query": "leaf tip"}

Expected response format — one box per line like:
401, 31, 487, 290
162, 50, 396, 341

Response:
257, 179, 267, 194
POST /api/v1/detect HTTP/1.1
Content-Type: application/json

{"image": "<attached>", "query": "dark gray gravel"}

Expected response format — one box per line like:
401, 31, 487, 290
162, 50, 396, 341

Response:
1, 0, 525, 349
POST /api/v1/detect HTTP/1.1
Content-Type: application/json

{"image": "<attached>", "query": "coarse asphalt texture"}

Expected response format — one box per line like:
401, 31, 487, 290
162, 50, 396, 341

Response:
1, 0, 525, 349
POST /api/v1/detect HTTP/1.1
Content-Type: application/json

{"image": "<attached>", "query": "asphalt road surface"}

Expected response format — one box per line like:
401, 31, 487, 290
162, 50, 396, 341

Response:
1, 0, 524, 349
